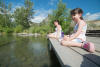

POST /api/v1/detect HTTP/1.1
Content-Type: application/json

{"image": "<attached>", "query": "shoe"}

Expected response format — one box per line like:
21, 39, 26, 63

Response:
82, 41, 95, 53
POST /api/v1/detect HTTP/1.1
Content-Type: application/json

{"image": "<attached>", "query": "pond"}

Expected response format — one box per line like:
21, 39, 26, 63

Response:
0, 35, 61, 67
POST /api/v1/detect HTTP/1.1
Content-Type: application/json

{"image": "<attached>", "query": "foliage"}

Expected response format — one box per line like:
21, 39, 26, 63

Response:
0, 0, 34, 33
0, 0, 14, 33
14, 25, 24, 33
48, 0, 72, 34
13, 0, 34, 29
0, 0, 12, 28
3, 27, 13, 33
0, 0, 73, 35
0, 25, 3, 32
28, 23, 52, 35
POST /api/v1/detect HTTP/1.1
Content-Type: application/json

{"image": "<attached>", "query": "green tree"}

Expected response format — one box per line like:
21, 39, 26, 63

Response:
0, 0, 13, 33
13, 0, 34, 29
48, 0, 72, 34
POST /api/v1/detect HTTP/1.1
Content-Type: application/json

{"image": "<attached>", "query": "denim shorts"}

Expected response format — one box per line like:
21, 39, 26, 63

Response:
72, 38, 83, 43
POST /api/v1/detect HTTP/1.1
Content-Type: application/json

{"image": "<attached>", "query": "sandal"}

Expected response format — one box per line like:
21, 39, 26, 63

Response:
82, 41, 95, 53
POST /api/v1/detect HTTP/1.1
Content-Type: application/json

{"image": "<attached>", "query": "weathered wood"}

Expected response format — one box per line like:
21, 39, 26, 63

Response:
68, 36, 100, 66
87, 36, 100, 51
70, 47, 100, 66
49, 38, 99, 67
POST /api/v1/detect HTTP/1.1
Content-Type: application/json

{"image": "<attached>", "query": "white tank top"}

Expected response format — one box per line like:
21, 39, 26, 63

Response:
74, 22, 87, 41
55, 27, 62, 38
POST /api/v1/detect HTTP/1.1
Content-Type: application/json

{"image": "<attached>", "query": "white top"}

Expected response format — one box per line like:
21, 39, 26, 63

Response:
74, 22, 87, 41
54, 27, 62, 38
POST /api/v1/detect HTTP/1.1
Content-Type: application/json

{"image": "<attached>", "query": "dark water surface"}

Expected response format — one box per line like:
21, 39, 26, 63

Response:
0, 35, 61, 67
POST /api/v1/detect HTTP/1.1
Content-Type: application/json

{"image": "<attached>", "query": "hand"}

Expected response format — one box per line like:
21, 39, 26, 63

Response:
63, 35, 70, 41
65, 35, 70, 37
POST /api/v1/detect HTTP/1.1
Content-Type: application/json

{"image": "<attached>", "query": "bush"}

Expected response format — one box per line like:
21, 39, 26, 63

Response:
0, 26, 3, 32
28, 24, 52, 35
14, 25, 24, 33
23, 29, 29, 33
4, 27, 14, 33
29, 26, 34, 33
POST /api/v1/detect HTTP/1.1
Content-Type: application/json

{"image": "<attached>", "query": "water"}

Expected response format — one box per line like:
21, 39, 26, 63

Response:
0, 35, 61, 67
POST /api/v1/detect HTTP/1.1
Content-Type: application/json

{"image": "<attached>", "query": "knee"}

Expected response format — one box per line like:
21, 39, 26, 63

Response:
61, 40, 71, 46
47, 34, 51, 38
47, 34, 50, 37
47, 34, 49, 38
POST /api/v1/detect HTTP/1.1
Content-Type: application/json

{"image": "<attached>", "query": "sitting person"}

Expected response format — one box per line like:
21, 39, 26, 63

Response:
48, 20, 64, 41
61, 8, 95, 53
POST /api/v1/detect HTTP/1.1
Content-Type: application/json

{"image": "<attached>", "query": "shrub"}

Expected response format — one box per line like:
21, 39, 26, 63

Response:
14, 25, 24, 33
0, 26, 3, 32
4, 27, 14, 33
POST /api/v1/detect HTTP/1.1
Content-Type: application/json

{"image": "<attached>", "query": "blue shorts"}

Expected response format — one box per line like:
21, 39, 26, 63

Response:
72, 38, 83, 43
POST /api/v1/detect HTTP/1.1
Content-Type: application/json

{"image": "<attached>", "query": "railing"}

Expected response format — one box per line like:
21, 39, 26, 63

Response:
86, 30, 100, 37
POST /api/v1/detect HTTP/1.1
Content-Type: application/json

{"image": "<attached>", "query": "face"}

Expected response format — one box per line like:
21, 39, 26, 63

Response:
71, 14, 81, 22
54, 22, 58, 26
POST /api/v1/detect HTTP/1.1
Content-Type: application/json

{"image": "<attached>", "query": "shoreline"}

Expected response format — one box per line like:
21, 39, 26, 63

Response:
0, 32, 47, 37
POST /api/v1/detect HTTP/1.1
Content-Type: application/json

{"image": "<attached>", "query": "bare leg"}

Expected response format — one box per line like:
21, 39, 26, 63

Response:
61, 40, 82, 47
48, 33, 56, 38
61, 40, 95, 52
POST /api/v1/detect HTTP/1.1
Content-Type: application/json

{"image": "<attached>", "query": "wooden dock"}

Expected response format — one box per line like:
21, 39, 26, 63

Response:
48, 36, 100, 67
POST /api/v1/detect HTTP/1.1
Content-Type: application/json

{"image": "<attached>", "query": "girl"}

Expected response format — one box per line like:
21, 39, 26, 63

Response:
61, 8, 95, 53
48, 20, 63, 41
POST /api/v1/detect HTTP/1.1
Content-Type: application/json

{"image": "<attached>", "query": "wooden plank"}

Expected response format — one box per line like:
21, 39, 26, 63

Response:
67, 37, 100, 66
70, 47, 100, 66
49, 38, 98, 67
87, 36, 100, 51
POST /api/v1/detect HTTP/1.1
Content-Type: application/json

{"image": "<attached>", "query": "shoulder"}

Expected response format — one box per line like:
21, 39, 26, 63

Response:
57, 25, 61, 28
57, 25, 61, 29
79, 20, 86, 26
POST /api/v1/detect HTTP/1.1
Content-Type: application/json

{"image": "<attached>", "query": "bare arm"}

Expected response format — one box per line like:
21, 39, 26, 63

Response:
69, 22, 84, 40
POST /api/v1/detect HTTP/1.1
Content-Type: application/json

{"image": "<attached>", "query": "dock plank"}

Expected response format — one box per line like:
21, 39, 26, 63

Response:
68, 36, 100, 66
49, 38, 98, 67
87, 36, 100, 51
70, 47, 100, 66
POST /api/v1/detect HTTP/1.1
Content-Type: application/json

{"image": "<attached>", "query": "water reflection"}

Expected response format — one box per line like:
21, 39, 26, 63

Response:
0, 35, 61, 67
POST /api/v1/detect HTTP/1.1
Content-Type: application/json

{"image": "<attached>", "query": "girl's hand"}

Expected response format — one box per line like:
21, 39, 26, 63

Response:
63, 35, 70, 41
65, 35, 70, 37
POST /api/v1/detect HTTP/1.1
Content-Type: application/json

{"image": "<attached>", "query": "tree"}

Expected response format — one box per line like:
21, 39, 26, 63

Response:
13, 0, 34, 29
48, 0, 72, 34
0, 0, 12, 28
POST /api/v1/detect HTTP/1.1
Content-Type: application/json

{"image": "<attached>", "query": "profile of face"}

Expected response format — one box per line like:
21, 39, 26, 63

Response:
54, 21, 58, 26
71, 13, 82, 22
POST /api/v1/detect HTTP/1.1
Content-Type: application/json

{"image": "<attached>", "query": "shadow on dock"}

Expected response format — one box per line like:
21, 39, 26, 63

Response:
81, 54, 100, 67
